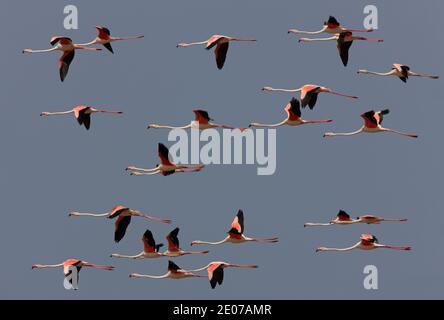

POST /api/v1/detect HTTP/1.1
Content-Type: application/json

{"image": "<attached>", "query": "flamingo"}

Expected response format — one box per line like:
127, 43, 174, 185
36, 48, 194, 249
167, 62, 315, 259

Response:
111, 228, 209, 259
78, 25, 144, 53
288, 16, 373, 35
304, 210, 408, 227
23, 36, 102, 81
40, 105, 123, 130
298, 31, 383, 67
69, 205, 172, 243
191, 210, 279, 246
249, 97, 333, 128
323, 109, 418, 138
129, 260, 206, 280
111, 229, 165, 259
32, 259, 114, 288
316, 234, 412, 252
148, 109, 236, 130
188, 261, 258, 289
358, 63, 440, 83
176, 35, 257, 69
163, 228, 210, 257
126, 143, 204, 176
262, 84, 358, 109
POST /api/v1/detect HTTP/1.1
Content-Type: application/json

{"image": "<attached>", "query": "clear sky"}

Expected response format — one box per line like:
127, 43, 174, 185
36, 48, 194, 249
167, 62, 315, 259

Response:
1, 0, 444, 299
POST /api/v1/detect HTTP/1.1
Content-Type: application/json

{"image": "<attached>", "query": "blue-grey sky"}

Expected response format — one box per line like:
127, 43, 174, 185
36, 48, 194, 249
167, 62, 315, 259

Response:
1, 0, 444, 299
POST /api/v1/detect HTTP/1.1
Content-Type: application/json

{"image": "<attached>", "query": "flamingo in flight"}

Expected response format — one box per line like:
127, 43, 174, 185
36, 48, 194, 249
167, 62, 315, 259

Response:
163, 228, 209, 257
298, 31, 383, 67
324, 109, 418, 138
288, 16, 373, 35
126, 143, 204, 176
176, 35, 257, 69
111, 228, 209, 259
249, 97, 333, 128
40, 105, 123, 130
69, 205, 172, 243
262, 84, 358, 109
358, 63, 440, 83
148, 109, 236, 130
304, 210, 408, 227
191, 210, 279, 246
111, 229, 165, 259
129, 260, 206, 280
316, 234, 412, 253
188, 262, 258, 289
23, 36, 101, 81
78, 25, 144, 54
32, 259, 114, 288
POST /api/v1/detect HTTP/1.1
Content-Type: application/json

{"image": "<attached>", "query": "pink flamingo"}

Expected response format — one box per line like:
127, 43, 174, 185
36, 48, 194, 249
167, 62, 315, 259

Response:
358, 63, 439, 83
305, 210, 408, 227
249, 97, 333, 128
262, 84, 358, 109
78, 25, 144, 53
324, 109, 418, 138
177, 35, 257, 69
40, 105, 123, 130
288, 16, 373, 35
23, 36, 101, 81
126, 143, 204, 176
316, 234, 412, 252
191, 210, 278, 246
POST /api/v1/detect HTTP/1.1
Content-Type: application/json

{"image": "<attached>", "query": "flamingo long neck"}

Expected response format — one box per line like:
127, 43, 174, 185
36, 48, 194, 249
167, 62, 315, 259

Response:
44, 110, 74, 116
34, 263, 63, 269
359, 70, 395, 76
288, 26, 327, 35
263, 87, 302, 93
111, 253, 144, 259
299, 36, 337, 42
187, 263, 213, 272
24, 47, 57, 53
178, 41, 208, 47
130, 273, 170, 279
127, 166, 160, 172
150, 124, 192, 129
304, 222, 333, 227
326, 127, 364, 137
322, 246, 358, 252
192, 237, 228, 246
250, 120, 287, 128
69, 211, 109, 217
76, 39, 98, 46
